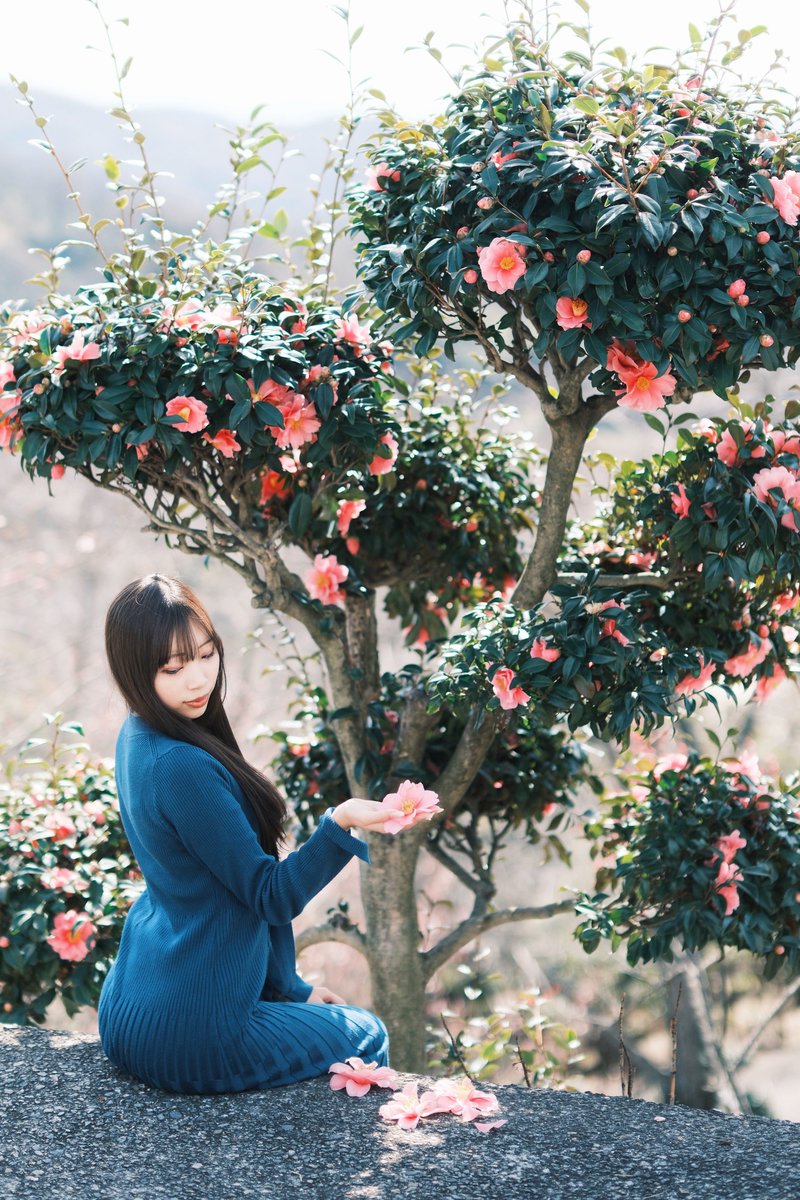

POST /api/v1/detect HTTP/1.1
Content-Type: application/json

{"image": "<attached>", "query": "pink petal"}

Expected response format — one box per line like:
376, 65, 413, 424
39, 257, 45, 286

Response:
474, 1120, 507, 1133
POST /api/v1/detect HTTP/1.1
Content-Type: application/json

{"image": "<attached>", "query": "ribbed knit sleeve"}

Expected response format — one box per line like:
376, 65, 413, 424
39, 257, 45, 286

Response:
152, 746, 370, 925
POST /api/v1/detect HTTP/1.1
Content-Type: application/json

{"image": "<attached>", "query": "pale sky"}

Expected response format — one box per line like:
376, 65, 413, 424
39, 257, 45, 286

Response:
3, 0, 799, 126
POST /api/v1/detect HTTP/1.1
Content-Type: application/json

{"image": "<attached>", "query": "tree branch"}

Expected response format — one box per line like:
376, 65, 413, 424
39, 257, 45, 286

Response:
296, 922, 368, 957
421, 898, 576, 980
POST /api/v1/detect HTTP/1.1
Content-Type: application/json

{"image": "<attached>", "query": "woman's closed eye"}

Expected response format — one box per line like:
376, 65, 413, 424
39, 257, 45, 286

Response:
161, 650, 216, 675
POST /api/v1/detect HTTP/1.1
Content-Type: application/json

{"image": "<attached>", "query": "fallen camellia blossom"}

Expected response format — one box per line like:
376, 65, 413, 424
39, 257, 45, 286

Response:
328, 1057, 401, 1097
380, 779, 443, 834
378, 1082, 452, 1130
427, 1076, 501, 1122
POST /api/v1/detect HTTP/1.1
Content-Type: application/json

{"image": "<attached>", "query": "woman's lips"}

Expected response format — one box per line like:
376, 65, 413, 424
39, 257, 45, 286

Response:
185, 694, 209, 708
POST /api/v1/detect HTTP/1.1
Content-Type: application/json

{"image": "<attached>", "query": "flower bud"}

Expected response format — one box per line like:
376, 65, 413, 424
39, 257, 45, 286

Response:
727, 279, 747, 298
463, 269, 478, 284
756, 231, 771, 245
686, 188, 699, 200
760, 333, 774, 347
456, 226, 469, 238
666, 245, 678, 256
544, 251, 555, 263
477, 197, 493, 210
677, 309, 692, 323
577, 249, 592, 264
737, 294, 750, 307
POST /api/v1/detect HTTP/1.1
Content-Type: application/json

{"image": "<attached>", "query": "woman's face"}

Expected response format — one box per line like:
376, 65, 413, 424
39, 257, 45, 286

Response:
153, 619, 220, 719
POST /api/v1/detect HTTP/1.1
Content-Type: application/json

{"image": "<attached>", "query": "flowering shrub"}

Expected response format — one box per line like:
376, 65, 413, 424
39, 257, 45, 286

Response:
0, 285, 396, 542
576, 749, 800, 976
0, 718, 141, 1024
425, 573, 716, 741
301, 364, 543, 636
349, 32, 800, 402
269, 672, 601, 857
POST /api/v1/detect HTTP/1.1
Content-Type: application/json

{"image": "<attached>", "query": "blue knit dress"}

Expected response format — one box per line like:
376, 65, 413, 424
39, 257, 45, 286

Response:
97, 712, 389, 1094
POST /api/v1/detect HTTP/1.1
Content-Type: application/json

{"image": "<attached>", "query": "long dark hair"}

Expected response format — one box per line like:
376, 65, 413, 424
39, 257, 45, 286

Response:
105, 574, 288, 858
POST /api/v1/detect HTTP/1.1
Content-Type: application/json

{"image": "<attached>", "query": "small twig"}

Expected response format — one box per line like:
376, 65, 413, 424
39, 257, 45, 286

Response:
514, 1033, 532, 1088
669, 980, 683, 1105
440, 1015, 479, 1086
618, 993, 634, 1098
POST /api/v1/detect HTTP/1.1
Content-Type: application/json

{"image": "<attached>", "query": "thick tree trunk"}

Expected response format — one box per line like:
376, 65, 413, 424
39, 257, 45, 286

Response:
670, 955, 745, 1112
360, 828, 428, 1070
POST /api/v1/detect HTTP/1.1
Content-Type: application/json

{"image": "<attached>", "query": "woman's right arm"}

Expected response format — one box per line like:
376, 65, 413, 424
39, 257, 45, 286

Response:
152, 745, 392, 924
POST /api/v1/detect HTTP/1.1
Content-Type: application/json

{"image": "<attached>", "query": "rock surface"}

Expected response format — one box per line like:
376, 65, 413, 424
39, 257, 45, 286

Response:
1, 1025, 798, 1200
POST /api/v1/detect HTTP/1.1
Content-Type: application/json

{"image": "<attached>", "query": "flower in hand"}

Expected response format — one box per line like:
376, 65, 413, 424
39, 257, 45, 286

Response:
379, 780, 443, 834
328, 1056, 401, 1096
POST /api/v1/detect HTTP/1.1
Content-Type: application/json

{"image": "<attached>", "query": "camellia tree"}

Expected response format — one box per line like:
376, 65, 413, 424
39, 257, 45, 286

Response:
2, 3, 800, 1088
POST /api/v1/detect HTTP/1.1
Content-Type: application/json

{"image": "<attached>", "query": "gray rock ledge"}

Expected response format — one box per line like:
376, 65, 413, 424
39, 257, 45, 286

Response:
1, 1025, 798, 1200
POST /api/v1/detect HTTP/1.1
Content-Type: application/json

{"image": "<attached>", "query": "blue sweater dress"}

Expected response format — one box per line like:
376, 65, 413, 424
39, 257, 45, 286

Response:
97, 712, 389, 1094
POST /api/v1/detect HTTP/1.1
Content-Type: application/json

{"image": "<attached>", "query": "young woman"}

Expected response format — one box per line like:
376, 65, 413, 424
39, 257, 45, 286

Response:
98, 573, 399, 1095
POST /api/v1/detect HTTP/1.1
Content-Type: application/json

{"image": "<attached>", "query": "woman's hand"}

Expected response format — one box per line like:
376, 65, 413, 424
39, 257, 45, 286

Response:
331, 798, 398, 833
307, 985, 346, 1005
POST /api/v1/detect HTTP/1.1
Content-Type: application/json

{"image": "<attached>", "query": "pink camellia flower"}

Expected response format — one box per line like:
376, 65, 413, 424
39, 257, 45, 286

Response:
491, 666, 531, 710
334, 313, 372, 353
628, 549, 658, 569
477, 238, 527, 294
601, 617, 630, 646
0, 360, 15, 388
723, 751, 762, 785
202, 429, 241, 458
530, 638, 560, 662
83, 799, 108, 824
328, 1056, 400, 1096
606, 341, 642, 377
713, 830, 747, 864
715, 421, 767, 467
40, 867, 89, 893
259, 470, 292, 506
724, 635, 771, 678
0, 385, 20, 417
159, 298, 208, 330
43, 812, 77, 841
379, 779, 443, 834
755, 662, 788, 701
51, 331, 101, 376
164, 396, 209, 434
771, 430, 800, 459
368, 431, 399, 476
670, 483, 691, 518
674, 657, 715, 696
653, 752, 689, 780
715, 860, 743, 916
336, 497, 366, 535
45, 910, 97, 962
366, 162, 401, 191
555, 296, 590, 330
489, 146, 519, 167
305, 553, 348, 606
269, 396, 321, 451
428, 1077, 501, 1123
616, 361, 677, 412
7, 307, 49, 347
379, 1082, 450, 1130
751, 466, 800, 530
772, 588, 800, 616
247, 377, 297, 410
769, 172, 800, 225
